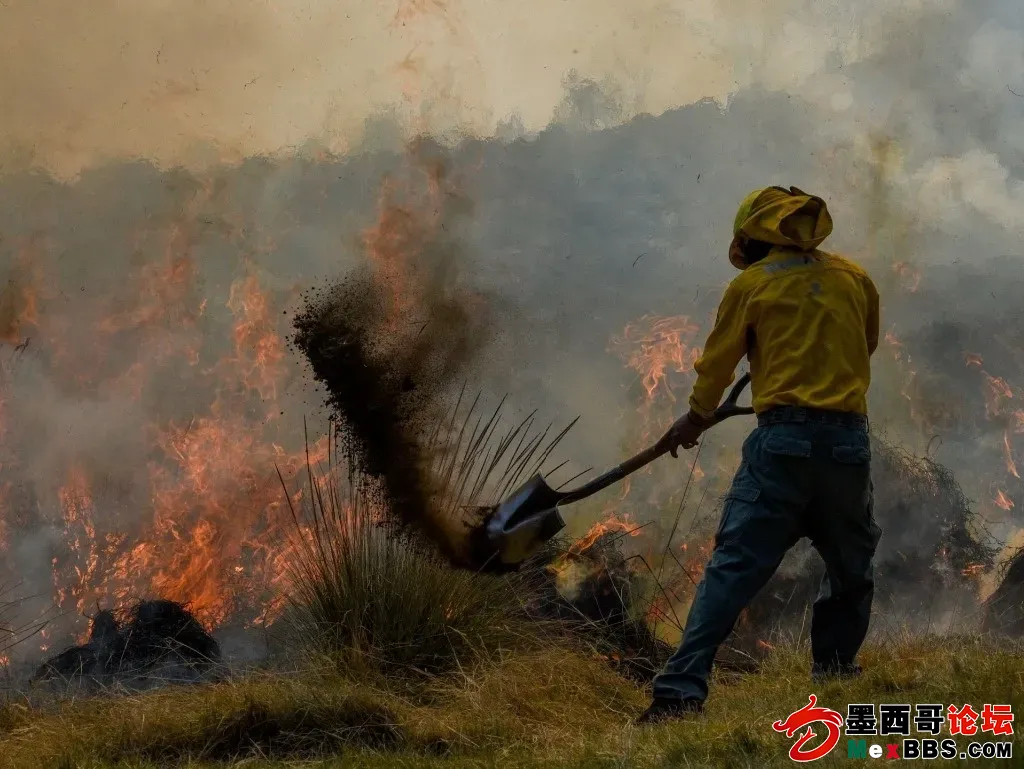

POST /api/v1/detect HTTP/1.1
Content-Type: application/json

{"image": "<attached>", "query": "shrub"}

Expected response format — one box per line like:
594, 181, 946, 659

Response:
280, 458, 540, 677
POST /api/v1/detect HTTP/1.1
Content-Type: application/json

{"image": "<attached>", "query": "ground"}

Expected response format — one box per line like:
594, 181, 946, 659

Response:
1, 636, 1021, 768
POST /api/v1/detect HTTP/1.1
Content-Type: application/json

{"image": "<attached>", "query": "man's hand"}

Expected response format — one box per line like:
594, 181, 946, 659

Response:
658, 411, 714, 458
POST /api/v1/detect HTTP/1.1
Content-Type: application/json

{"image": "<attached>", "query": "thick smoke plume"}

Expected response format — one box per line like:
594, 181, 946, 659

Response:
0, 0, 1022, 670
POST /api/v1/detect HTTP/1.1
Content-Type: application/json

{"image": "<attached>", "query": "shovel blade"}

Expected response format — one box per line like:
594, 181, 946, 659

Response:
486, 474, 567, 565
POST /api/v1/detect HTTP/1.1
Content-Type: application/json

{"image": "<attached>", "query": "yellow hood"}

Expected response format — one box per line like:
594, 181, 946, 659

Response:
732, 185, 833, 251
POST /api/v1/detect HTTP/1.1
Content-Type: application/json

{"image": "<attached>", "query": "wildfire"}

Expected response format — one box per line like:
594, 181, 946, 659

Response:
546, 513, 644, 590
610, 314, 702, 401
1013, 411, 1024, 433
607, 313, 710, 489
226, 276, 287, 404
570, 514, 642, 557
679, 536, 716, 584
953, 351, 1024, 502
884, 329, 906, 361
0, 152, 454, 651
1004, 432, 1020, 479
893, 261, 921, 292
985, 374, 1014, 418
0, 265, 38, 345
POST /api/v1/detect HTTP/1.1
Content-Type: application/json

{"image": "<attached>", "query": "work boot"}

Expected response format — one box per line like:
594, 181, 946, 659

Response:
811, 662, 862, 683
635, 697, 705, 725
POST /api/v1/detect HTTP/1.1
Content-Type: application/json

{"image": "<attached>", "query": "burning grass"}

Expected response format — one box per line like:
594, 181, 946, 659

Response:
1, 635, 1021, 768
0, 429, 1020, 767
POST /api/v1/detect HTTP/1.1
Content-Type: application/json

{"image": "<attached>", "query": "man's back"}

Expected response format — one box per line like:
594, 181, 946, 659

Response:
736, 248, 879, 415
686, 188, 880, 423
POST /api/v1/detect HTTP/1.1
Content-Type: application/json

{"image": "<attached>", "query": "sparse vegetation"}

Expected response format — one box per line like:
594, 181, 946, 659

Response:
1, 635, 1021, 768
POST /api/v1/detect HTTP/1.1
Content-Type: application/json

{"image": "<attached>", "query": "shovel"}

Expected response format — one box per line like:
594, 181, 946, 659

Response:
484, 372, 754, 567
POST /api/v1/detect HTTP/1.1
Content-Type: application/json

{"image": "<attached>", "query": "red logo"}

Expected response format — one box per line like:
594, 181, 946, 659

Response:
772, 695, 845, 762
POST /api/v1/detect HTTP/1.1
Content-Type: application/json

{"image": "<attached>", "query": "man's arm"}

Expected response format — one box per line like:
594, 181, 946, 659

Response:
688, 279, 752, 420
865, 275, 880, 356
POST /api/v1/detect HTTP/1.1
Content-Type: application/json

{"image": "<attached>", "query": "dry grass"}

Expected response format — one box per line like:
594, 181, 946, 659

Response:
2, 634, 1022, 768
279, 459, 543, 679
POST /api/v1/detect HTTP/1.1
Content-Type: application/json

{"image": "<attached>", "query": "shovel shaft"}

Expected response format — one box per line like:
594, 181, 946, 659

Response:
559, 372, 754, 506
559, 443, 664, 504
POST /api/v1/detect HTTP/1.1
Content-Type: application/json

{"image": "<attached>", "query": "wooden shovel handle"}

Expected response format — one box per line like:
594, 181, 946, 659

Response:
561, 372, 753, 504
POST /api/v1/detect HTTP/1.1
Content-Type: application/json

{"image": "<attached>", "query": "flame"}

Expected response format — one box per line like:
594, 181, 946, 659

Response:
994, 489, 1014, 511
608, 314, 709, 489
226, 276, 287, 403
961, 562, 986, 577
0, 158, 454, 651
571, 514, 641, 556
611, 314, 702, 401
884, 329, 906, 359
882, 328, 923, 424
549, 514, 641, 575
1004, 432, 1020, 479
1013, 411, 1024, 433
893, 261, 921, 292
985, 374, 1014, 417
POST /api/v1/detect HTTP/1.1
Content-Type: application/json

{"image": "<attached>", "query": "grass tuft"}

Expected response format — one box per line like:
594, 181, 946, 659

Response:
278, 452, 542, 678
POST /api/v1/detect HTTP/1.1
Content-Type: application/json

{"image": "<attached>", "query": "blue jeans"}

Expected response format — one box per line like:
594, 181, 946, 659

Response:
652, 406, 881, 702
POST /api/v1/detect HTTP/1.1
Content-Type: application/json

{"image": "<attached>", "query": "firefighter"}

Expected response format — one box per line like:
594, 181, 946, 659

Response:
638, 186, 882, 724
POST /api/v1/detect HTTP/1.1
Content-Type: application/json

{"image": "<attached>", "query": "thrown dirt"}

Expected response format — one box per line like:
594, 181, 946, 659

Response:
292, 142, 496, 568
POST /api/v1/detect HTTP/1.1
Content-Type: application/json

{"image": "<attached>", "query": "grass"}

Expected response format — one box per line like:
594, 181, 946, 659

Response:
1, 635, 1021, 768
6, 412, 1021, 767
278, 455, 543, 679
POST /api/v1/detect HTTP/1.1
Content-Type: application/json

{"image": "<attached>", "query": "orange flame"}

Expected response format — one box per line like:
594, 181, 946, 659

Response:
985, 374, 1013, 418
611, 315, 702, 401
961, 563, 986, 577
893, 261, 921, 292
0, 161, 454, 648
1004, 431, 1020, 479
572, 514, 641, 555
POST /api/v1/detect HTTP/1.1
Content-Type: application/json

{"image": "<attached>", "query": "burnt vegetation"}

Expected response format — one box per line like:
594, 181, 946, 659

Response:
33, 599, 222, 690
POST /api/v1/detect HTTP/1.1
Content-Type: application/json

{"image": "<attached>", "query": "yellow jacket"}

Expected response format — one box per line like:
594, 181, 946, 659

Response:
689, 248, 880, 418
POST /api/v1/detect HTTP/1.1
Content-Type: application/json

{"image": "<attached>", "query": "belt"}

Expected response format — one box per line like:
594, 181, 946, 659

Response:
757, 405, 868, 431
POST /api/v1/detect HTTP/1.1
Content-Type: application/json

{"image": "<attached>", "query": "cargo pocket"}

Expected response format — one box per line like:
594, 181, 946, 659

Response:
717, 484, 761, 541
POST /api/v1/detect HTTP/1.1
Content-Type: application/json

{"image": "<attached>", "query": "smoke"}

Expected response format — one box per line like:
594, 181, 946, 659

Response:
0, 0, 1022, 664
293, 139, 493, 566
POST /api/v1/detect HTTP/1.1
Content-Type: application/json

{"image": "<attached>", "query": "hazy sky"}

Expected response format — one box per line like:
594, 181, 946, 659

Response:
4, 0, 1001, 177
